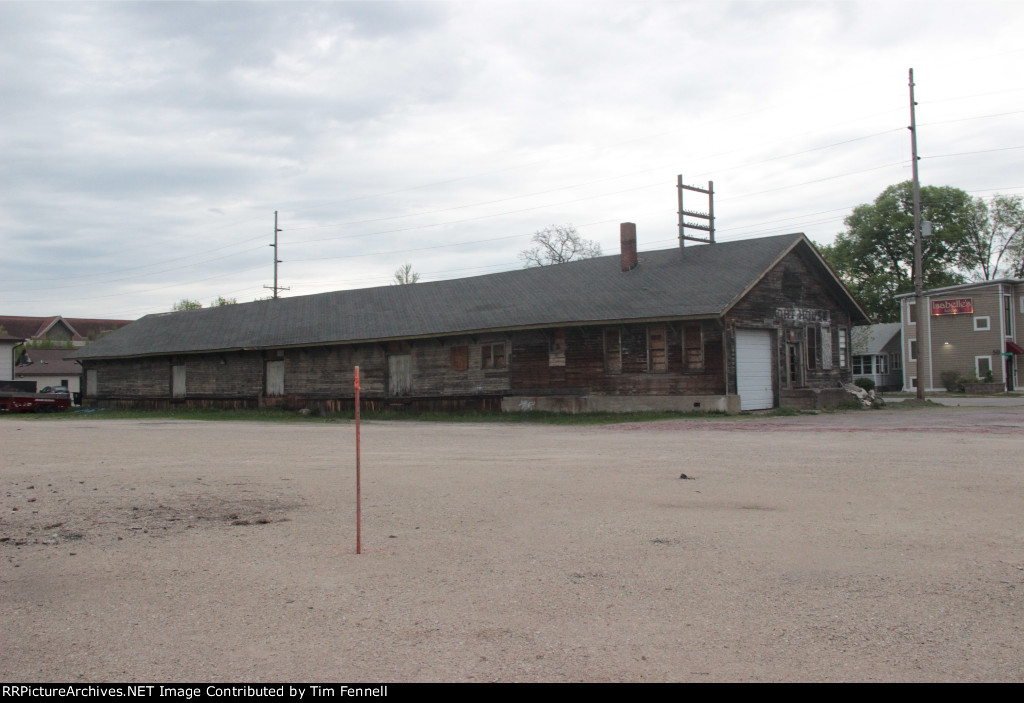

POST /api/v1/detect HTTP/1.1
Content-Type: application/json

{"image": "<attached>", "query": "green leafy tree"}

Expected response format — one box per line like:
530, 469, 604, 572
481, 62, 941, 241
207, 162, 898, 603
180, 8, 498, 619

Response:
821, 181, 977, 322
392, 263, 420, 285
212, 296, 237, 306
172, 298, 203, 312
519, 224, 602, 267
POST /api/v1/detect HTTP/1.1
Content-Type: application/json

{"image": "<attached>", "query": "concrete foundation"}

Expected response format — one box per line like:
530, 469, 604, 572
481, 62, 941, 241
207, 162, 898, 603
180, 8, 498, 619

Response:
502, 394, 740, 414
779, 387, 853, 410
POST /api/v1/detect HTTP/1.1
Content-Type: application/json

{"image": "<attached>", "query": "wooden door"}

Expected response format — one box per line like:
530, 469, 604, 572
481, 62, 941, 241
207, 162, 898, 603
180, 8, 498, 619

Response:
388, 354, 412, 397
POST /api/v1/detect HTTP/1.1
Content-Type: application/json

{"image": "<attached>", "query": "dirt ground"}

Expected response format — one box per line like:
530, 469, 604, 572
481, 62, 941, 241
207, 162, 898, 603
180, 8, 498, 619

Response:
2, 406, 1023, 682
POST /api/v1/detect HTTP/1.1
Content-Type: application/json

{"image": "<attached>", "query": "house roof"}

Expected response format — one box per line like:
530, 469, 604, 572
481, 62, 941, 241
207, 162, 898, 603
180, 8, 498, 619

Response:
70, 233, 869, 361
852, 322, 901, 356
0, 315, 134, 342
14, 348, 82, 377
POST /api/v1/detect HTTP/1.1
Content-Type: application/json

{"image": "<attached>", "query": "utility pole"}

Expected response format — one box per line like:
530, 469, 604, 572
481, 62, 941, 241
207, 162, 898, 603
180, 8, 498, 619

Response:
909, 68, 926, 400
264, 211, 289, 300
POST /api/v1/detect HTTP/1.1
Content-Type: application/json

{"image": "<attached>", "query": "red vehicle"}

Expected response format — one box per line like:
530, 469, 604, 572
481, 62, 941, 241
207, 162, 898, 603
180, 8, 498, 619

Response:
0, 390, 70, 413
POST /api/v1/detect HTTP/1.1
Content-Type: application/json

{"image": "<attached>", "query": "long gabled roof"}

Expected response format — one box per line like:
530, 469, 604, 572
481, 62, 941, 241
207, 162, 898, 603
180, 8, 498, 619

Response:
70, 233, 868, 361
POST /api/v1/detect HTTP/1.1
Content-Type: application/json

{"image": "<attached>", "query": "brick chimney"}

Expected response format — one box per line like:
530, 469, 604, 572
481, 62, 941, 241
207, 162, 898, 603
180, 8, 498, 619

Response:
620, 222, 638, 272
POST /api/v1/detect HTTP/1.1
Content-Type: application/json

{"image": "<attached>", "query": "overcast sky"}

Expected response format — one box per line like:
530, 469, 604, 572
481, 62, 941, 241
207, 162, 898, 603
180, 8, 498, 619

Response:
2, 1, 1021, 320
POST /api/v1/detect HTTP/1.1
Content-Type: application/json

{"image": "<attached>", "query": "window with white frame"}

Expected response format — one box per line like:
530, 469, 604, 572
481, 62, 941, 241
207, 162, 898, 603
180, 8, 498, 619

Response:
976, 356, 993, 380
838, 329, 848, 368
891, 352, 902, 370
974, 316, 991, 331
909, 339, 917, 362
876, 355, 888, 374
907, 301, 917, 325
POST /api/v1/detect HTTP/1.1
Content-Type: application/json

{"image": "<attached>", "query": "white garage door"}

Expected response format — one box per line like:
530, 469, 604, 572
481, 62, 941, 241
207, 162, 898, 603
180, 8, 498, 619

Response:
736, 329, 773, 410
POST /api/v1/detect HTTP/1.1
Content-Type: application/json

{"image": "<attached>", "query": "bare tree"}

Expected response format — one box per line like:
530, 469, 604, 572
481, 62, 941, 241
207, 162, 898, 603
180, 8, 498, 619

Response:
519, 224, 602, 267
392, 263, 420, 285
961, 194, 1024, 280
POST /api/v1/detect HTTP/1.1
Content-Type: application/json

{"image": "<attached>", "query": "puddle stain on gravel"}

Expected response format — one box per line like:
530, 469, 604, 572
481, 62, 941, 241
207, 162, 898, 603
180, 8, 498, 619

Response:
1, 491, 303, 548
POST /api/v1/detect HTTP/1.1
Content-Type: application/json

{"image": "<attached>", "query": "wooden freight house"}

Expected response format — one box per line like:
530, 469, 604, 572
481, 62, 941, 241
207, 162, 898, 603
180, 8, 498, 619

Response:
68, 227, 869, 412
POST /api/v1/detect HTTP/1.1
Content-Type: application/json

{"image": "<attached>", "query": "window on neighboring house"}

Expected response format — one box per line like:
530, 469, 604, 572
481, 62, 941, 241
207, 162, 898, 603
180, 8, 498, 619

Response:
806, 327, 817, 370
891, 352, 902, 371
684, 325, 703, 371
838, 329, 848, 368
853, 356, 864, 375
910, 376, 918, 388
1005, 295, 1013, 336
909, 339, 917, 362
876, 355, 888, 374
648, 325, 667, 373
976, 356, 992, 379
974, 316, 990, 331
604, 329, 622, 375
481, 343, 506, 369
908, 301, 917, 325
451, 345, 468, 371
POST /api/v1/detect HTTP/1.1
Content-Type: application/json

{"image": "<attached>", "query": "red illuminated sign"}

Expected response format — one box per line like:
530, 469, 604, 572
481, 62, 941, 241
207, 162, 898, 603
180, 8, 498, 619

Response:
931, 298, 973, 315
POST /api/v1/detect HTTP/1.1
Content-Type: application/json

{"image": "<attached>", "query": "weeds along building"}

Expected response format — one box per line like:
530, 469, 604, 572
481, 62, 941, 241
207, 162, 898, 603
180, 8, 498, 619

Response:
68, 226, 869, 413
897, 279, 1024, 392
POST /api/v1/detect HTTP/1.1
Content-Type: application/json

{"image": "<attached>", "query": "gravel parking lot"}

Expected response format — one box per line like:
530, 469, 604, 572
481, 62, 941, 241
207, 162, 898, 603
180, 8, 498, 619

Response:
2, 406, 1023, 682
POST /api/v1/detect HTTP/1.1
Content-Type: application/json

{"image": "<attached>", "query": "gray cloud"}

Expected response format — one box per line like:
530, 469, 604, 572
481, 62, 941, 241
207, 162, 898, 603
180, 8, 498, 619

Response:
2, 1, 1021, 318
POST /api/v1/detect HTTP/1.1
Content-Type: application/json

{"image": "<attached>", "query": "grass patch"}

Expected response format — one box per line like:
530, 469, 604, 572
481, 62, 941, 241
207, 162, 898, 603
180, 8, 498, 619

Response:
885, 398, 945, 410
0, 406, 814, 426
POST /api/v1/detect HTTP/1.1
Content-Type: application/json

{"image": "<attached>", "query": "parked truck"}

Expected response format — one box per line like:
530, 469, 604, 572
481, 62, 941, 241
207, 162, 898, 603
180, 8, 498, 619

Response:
0, 388, 71, 413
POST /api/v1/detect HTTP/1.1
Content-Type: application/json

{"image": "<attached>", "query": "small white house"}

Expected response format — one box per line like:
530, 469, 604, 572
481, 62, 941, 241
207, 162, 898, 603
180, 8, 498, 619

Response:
852, 323, 902, 390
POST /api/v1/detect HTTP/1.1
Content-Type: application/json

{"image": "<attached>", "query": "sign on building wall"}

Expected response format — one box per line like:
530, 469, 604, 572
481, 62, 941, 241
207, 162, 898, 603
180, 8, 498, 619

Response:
776, 307, 831, 324
931, 298, 973, 315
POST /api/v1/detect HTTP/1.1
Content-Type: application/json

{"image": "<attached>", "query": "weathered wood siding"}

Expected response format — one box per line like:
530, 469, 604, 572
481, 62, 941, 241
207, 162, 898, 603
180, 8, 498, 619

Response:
84, 352, 264, 399
509, 322, 725, 395
726, 247, 854, 393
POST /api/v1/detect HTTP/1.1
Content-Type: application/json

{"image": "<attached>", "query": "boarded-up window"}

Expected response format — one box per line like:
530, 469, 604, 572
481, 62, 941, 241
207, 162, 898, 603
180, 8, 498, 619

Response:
549, 328, 566, 367
265, 360, 284, 396
171, 364, 186, 398
684, 325, 703, 371
451, 346, 469, 371
604, 329, 622, 375
388, 355, 412, 396
85, 369, 97, 396
481, 343, 506, 369
821, 325, 833, 370
806, 326, 817, 370
648, 326, 667, 373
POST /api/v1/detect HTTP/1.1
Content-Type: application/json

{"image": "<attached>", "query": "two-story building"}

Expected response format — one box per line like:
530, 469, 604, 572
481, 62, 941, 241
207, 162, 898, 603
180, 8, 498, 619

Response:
897, 279, 1024, 392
